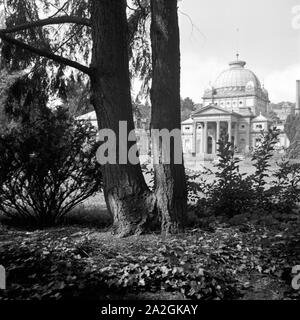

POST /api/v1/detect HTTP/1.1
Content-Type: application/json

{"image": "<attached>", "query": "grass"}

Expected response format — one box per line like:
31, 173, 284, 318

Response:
64, 204, 112, 229
0, 192, 112, 230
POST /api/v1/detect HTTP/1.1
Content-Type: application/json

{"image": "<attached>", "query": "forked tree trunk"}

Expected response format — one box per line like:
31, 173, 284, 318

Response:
150, 0, 187, 233
90, 0, 155, 237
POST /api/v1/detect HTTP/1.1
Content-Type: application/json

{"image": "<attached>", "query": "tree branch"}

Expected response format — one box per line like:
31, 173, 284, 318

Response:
49, 2, 69, 18
1, 16, 91, 34
0, 32, 91, 75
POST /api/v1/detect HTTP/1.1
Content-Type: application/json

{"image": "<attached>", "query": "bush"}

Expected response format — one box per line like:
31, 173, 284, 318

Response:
250, 128, 281, 207
0, 107, 102, 228
268, 160, 300, 213
285, 114, 300, 159
189, 128, 300, 224
207, 135, 253, 218
186, 168, 212, 206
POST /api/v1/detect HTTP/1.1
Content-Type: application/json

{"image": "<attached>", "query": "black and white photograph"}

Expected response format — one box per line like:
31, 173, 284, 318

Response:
0, 0, 300, 316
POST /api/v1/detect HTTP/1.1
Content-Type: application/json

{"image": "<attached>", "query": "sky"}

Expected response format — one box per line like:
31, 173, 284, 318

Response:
1, 1, 298, 104
178, 0, 300, 103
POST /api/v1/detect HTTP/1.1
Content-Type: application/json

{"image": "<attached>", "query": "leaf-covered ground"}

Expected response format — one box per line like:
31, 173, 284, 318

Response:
0, 222, 300, 300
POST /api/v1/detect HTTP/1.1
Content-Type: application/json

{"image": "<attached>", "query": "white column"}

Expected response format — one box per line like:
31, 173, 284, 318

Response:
202, 122, 205, 153
216, 121, 221, 141
245, 121, 250, 153
234, 123, 238, 148
228, 120, 232, 143
202, 122, 207, 154
216, 121, 220, 153
192, 121, 197, 154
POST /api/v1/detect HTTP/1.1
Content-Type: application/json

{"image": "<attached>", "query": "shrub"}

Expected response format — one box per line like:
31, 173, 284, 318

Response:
268, 160, 300, 213
186, 168, 213, 206
250, 128, 281, 207
0, 108, 102, 228
207, 135, 253, 218
285, 114, 300, 159
190, 127, 300, 223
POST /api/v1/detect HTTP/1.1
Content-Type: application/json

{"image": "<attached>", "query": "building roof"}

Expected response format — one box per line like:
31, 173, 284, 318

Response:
252, 112, 271, 122
203, 57, 269, 101
192, 104, 242, 118
214, 60, 261, 90
181, 117, 194, 125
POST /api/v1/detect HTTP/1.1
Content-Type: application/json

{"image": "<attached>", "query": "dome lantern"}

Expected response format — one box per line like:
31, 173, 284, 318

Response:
229, 60, 247, 68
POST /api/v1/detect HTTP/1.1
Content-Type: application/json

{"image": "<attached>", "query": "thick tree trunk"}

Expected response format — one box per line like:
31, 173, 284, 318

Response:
150, 0, 187, 233
90, 0, 155, 237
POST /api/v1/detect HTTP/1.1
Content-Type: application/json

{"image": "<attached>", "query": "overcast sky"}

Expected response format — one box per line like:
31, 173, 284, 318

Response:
178, 0, 300, 103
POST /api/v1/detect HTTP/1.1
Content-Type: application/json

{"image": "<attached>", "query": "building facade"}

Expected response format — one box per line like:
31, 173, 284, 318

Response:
77, 56, 291, 164
181, 57, 289, 159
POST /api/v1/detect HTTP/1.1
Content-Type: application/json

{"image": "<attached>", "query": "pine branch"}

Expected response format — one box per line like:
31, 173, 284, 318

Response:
1, 16, 91, 34
0, 32, 91, 75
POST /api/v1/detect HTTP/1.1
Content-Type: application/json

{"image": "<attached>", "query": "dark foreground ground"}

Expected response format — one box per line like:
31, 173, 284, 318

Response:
0, 220, 300, 300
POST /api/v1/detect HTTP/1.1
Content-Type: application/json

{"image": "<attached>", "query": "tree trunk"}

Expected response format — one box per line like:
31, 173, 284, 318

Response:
90, 0, 155, 237
150, 0, 187, 234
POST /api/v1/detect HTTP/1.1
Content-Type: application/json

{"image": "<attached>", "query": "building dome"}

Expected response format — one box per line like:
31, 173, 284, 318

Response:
213, 59, 262, 92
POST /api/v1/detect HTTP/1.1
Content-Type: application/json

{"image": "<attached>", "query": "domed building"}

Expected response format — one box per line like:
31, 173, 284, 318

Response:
203, 57, 269, 114
182, 56, 273, 158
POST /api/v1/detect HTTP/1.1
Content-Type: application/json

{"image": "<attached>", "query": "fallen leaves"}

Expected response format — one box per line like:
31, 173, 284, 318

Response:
0, 222, 300, 300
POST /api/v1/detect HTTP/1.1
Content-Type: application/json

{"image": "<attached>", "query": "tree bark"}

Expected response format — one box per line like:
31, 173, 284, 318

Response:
150, 0, 187, 234
90, 0, 155, 237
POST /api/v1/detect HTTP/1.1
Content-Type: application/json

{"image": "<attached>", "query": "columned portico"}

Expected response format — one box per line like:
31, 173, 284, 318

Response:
185, 104, 241, 159
197, 121, 238, 156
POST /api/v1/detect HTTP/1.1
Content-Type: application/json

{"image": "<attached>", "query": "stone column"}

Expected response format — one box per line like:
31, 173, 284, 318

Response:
192, 121, 197, 154
228, 120, 232, 143
216, 121, 220, 152
245, 120, 250, 153
234, 123, 238, 149
216, 121, 221, 141
202, 122, 207, 154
